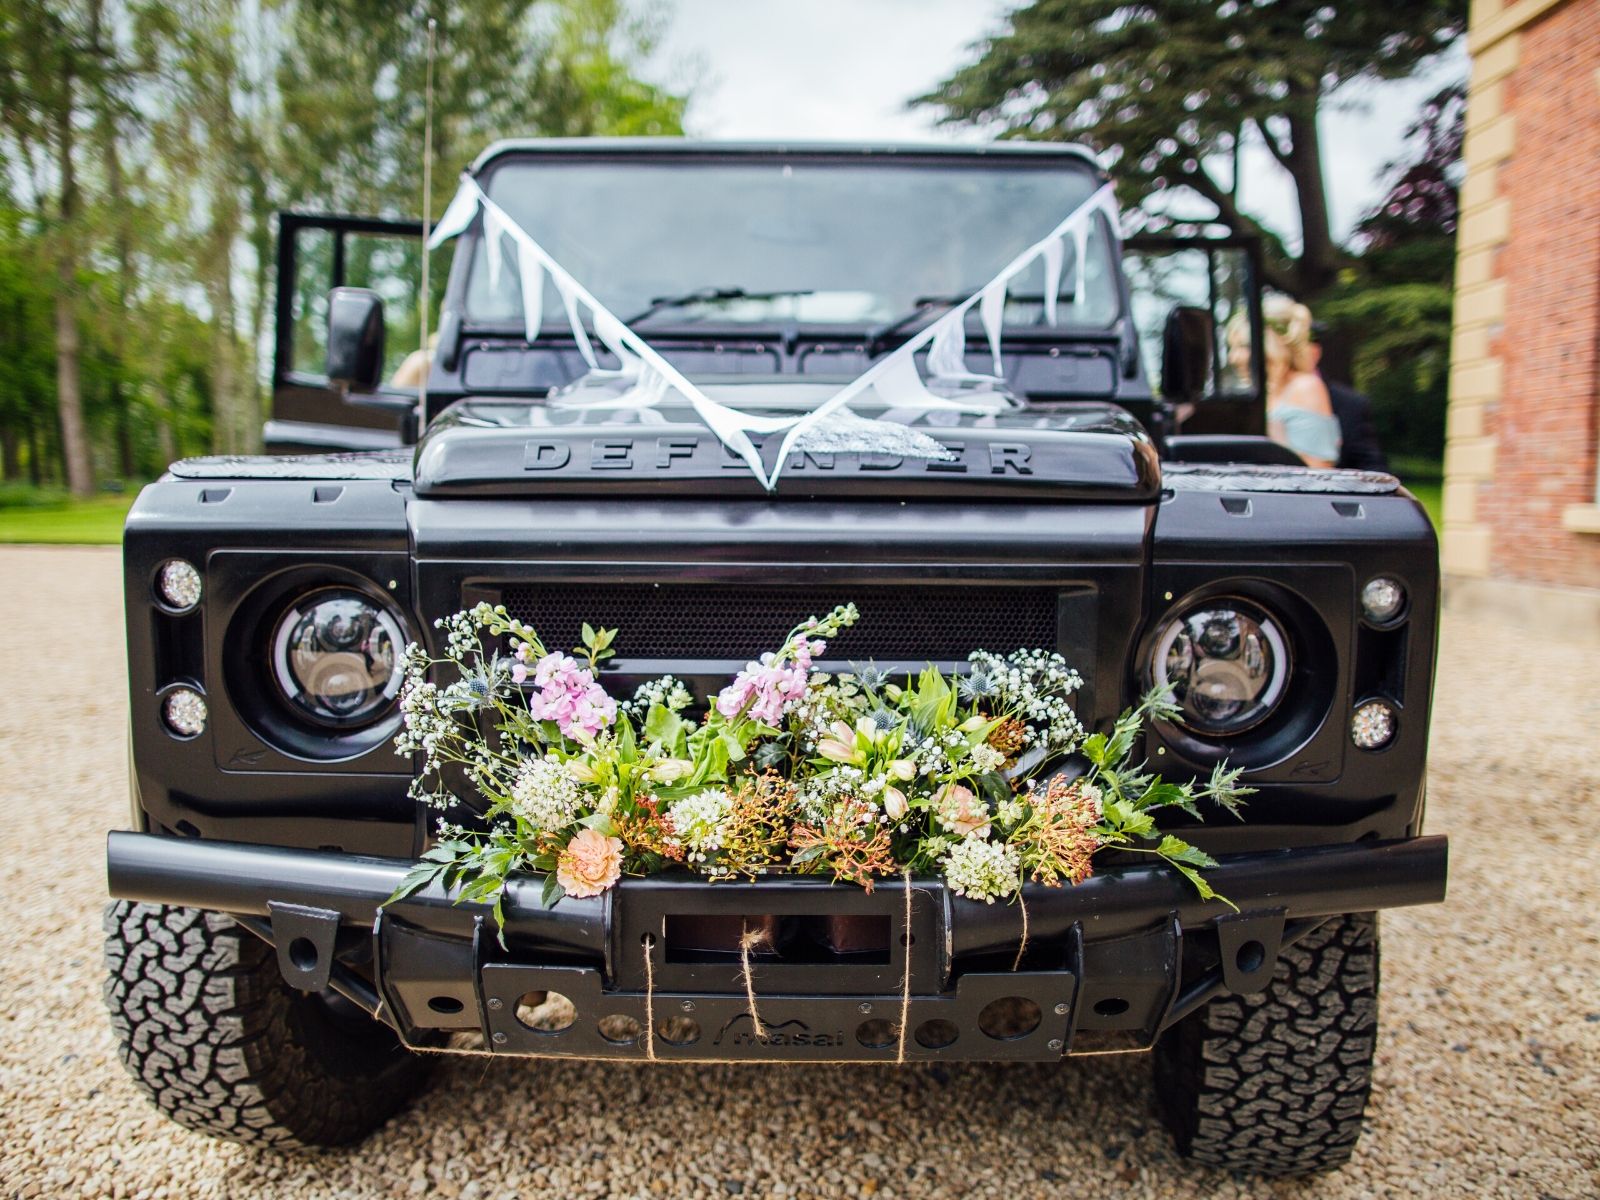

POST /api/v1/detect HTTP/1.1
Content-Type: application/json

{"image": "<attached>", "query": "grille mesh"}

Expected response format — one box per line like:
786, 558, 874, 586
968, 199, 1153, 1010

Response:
495, 582, 1058, 662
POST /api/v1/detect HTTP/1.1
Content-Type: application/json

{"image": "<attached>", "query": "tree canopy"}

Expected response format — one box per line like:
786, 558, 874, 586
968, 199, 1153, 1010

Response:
0, 0, 691, 493
916, 0, 1466, 299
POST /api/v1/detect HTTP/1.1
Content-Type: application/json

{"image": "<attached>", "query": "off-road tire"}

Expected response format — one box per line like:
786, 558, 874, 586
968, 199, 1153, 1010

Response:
104, 900, 432, 1146
1152, 912, 1379, 1176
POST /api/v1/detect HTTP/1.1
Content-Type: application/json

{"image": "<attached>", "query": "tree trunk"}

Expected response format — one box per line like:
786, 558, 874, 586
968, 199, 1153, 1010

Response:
54, 74, 95, 498
1283, 97, 1339, 299
0, 426, 20, 481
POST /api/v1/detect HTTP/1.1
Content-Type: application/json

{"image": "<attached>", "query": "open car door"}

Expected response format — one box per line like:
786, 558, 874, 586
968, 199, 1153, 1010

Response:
1122, 232, 1277, 449
269, 212, 445, 452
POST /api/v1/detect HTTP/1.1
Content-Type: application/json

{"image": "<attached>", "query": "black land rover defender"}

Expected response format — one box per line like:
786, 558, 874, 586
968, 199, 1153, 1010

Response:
105, 140, 1446, 1175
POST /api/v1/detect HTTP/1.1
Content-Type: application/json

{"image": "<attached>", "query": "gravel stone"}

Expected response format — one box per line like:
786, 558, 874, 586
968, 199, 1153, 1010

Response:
0, 545, 1596, 1197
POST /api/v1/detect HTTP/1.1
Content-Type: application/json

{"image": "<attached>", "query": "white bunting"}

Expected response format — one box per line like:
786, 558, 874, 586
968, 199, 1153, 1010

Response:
423, 174, 1119, 491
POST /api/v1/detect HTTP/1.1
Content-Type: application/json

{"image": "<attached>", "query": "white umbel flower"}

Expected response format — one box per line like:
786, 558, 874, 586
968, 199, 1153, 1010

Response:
509, 755, 585, 833
666, 788, 734, 865
942, 836, 1022, 904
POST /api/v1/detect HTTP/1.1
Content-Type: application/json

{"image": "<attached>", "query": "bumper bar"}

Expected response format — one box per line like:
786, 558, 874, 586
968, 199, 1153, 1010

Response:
106, 831, 1447, 1061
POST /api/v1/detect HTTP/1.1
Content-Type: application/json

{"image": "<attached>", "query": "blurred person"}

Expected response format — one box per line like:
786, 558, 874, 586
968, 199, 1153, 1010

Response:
1227, 297, 1341, 468
1309, 324, 1389, 473
391, 331, 438, 388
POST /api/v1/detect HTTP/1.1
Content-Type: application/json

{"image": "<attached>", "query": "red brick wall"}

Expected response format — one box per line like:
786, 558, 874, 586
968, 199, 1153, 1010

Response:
1482, 0, 1600, 588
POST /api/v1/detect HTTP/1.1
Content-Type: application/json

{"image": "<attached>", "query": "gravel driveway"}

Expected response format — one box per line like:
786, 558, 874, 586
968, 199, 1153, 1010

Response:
0, 544, 1595, 1199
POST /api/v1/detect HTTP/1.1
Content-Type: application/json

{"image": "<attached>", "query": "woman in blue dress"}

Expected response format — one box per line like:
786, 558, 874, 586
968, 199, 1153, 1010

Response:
1227, 297, 1342, 469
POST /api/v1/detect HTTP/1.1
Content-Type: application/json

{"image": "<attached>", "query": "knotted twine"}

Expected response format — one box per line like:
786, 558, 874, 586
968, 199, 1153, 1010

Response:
895, 869, 914, 1065
738, 925, 772, 1039
641, 934, 659, 1062
1011, 887, 1030, 973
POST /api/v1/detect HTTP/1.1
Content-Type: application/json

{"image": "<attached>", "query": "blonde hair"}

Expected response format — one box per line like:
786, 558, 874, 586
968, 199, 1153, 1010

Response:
1226, 297, 1317, 376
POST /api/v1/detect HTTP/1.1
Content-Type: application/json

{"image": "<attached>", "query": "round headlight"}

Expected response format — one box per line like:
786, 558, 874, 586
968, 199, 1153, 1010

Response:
1151, 598, 1291, 736
270, 588, 405, 727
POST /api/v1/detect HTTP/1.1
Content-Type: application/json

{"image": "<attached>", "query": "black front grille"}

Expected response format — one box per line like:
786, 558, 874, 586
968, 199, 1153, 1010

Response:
495, 582, 1058, 662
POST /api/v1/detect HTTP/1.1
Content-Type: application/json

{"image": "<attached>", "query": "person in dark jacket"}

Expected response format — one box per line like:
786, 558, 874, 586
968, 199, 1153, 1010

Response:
1308, 334, 1389, 473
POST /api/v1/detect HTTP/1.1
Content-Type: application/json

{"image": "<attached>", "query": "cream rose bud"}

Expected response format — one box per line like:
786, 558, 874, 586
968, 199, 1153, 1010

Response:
817, 738, 856, 763
958, 714, 989, 734
883, 786, 908, 820
566, 759, 598, 784
648, 757, 693, 782
889, 758, 917, 781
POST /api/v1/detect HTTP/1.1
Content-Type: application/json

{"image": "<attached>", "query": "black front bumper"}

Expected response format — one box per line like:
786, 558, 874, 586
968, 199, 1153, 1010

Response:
107, 831, 1447, 1062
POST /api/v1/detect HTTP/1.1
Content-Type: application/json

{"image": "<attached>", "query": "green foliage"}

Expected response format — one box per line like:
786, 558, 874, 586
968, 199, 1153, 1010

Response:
916, 0, 1466, 298
0, 0, 692, 485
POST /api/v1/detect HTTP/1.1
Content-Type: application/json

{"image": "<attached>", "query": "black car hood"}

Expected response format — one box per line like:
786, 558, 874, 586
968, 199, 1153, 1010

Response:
410, 379, 1161, 502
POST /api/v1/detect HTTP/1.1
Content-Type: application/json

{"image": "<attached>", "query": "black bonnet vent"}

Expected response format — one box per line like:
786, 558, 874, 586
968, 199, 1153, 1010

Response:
495, 583, 1059, 663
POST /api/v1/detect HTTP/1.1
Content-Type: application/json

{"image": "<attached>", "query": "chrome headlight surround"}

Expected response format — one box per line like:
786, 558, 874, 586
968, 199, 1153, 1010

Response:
268, 586, 407, 730
1148, 596, 1293, 738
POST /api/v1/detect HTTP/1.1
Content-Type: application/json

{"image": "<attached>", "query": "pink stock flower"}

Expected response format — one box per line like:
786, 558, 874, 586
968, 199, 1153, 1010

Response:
525, 652, 616, 740
715, 636, 816, 725
555, 828, 623, 897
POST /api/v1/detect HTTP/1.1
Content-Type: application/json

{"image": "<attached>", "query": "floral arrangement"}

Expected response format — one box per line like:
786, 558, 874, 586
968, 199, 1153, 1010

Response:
390, 602, 1249, 925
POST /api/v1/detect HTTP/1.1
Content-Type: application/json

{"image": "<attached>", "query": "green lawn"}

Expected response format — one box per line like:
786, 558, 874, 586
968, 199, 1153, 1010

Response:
0, 491, 137, 545
1388, 456, 1443, 530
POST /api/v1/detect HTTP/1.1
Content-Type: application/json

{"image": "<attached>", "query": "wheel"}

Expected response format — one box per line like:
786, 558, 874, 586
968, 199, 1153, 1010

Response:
103, 900, 433, 1146
1151, 912, 1379, 1176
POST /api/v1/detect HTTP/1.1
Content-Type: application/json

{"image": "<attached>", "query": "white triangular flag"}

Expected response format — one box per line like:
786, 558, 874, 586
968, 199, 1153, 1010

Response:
1041, 235, 1065, 326
517, 246, 545, 343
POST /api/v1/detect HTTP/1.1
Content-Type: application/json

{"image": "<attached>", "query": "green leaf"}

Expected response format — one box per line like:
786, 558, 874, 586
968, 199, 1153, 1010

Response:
644, 702, 685, 747
1168, 860, 1237, 913
1154, 834, 1219, 869
1082, 731, 1110, 768
791, 844, 827, 866
579, 812, 617, 836
539, 872, 566, 909
383, 861, 442, 906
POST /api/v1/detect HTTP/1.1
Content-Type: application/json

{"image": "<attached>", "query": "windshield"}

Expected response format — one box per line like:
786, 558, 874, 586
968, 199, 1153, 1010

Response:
465, 156, 1120, 331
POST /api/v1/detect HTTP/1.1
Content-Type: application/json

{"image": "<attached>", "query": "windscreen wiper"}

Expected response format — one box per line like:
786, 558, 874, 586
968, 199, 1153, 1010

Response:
625, 287, 814, 325
864, 295, 965, 355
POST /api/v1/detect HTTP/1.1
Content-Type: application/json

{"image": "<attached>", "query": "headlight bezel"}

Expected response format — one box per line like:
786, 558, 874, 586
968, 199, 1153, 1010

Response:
1139, 579, 1340, 771
218, 560, 413, 765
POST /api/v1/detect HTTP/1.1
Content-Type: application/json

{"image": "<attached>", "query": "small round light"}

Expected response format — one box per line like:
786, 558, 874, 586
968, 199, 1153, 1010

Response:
1350, 700, 1397, 751
156, 559, 203, 611
162, 687, 208, 737
1360, 577, 1405, 624
271, 588, 405, 727
1151, 598, 1291, 736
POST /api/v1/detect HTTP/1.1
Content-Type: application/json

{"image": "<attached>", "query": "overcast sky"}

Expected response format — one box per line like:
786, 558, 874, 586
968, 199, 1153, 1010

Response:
658, 0, 1468, 250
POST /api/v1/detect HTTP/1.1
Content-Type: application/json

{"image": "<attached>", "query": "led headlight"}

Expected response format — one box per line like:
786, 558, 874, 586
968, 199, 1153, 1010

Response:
270, 588, 405, 727
156, 559, 202, 611
162, 687, 208, 737
1351, 699, 1398, 750
1360, 576, 1406, 625
1151, 598, 1291, 736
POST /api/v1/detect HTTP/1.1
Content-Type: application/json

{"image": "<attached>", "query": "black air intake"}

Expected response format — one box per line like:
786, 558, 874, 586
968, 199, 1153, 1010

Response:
495, 582, 1059, 662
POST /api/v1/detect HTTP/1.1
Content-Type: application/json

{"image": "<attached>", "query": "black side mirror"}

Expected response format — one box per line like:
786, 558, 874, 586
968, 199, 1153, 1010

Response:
1160, 304, 1214, 404
325, 287, 385, 393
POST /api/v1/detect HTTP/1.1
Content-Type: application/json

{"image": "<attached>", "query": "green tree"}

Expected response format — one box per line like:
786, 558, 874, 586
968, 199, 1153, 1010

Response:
916, 0, 1466, 300
1318, 85, 1463, 461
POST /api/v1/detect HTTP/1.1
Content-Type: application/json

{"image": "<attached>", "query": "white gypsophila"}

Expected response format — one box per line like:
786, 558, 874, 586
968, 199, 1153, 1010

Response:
622, 675, 693, 719
970, 743, 1006, 773
509, 755, 585, 833
942, 836, 1022, 904
967, 648, 1085, 751
666, 788, 734, 865
794, 765, 865, 823
996, 796, 1026, 826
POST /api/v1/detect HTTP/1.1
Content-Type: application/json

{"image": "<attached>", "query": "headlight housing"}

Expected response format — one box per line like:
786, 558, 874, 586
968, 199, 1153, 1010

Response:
270, 588, 405, 728
1150, 597, 1291, 736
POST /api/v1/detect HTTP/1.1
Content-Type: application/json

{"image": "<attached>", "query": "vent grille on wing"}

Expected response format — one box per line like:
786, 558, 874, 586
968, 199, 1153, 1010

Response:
494, 583, 1059, 662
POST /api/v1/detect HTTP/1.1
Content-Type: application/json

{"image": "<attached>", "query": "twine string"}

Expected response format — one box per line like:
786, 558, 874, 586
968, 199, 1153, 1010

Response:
1011, 886, 1030, 973
738, 925, 772, 1038
895, 869, 914, 1065
642, 933, 659, 1062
